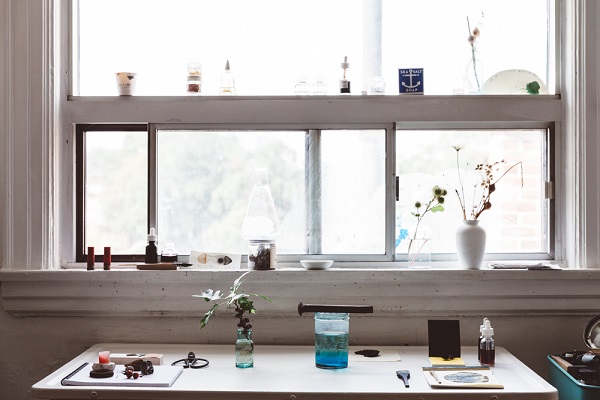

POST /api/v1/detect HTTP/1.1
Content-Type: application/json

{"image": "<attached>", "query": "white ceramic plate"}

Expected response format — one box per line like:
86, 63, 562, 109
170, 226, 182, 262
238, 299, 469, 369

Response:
300, 260, 334, 270
482, 69, 548, 95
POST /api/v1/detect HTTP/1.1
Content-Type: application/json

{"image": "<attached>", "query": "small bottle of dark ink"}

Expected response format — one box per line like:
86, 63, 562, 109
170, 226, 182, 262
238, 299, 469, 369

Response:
478, 317, 488, 361
145, 227, 158, 263
480, 319, 495, 366
339, 56, 351, 94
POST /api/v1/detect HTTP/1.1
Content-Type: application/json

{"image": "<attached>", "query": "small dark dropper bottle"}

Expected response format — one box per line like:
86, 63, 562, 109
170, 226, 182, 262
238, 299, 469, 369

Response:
145, 227, 158, 263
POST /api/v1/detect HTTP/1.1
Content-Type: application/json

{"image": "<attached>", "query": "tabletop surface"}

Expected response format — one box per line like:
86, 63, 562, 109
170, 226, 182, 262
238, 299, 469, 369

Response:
32, 343, 558, 400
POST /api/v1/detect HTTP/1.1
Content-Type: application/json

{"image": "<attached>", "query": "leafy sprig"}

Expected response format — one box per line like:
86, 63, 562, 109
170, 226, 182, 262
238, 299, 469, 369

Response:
411, 185, 447, 241
194, 272, 272, 338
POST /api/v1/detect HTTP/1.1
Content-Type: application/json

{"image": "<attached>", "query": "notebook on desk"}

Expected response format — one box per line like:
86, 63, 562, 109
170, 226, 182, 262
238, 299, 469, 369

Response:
61, 363, 183, 387
422, 366, 504, 389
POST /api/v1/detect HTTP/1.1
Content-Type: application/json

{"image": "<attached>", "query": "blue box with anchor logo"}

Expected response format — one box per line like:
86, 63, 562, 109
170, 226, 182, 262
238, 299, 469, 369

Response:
399, 68, 424, 95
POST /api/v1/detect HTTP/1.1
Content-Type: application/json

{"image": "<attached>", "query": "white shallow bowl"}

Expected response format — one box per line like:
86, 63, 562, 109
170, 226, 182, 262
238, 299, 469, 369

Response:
300, 260, 334, 270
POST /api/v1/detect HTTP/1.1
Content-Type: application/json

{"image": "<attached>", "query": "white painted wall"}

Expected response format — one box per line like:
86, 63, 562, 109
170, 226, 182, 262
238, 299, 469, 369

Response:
2, 1, 600, 400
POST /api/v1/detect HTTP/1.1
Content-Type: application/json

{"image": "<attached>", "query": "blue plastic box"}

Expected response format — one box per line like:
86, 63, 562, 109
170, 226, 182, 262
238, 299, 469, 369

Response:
548, 355, 600, 400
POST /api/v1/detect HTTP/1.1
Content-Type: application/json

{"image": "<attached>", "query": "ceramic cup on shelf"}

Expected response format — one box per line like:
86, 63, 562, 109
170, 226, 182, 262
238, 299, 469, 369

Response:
115, 72, 137, 96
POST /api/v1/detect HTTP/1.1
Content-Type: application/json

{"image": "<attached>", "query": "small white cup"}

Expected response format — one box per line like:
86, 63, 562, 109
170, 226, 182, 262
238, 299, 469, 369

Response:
115, 72, 137, 96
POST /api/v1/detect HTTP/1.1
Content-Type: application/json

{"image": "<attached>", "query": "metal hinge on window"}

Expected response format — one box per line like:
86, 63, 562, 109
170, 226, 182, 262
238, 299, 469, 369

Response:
545, 181, 554, 200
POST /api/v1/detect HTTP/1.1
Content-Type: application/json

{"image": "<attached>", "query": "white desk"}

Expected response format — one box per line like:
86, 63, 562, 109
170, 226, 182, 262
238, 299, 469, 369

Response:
32, 343, 558, 400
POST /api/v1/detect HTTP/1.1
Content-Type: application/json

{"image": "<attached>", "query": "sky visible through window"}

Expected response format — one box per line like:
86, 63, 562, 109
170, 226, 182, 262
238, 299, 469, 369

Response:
77, 0, 550, 96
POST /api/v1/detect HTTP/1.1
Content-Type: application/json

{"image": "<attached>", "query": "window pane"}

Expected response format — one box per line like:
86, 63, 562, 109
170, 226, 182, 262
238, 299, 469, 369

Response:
321, 130, 386, 254
76, 0, 551, 96
156, 130, 305, 255
395, 130, 546, 255
85, 131, 148, 253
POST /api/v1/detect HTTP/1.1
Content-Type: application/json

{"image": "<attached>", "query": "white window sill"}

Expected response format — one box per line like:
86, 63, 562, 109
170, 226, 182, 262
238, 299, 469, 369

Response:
1, 268, 599, 318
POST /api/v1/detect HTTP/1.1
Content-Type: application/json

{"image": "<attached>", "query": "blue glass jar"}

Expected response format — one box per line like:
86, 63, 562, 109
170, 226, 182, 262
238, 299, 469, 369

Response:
314, 313, 349, 369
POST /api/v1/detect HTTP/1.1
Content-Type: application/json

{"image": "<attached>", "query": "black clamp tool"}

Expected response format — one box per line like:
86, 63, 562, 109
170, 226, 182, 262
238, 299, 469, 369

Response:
396, 370, 410, 387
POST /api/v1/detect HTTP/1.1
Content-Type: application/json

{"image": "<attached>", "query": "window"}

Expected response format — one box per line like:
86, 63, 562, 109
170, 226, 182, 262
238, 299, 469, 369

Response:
77, 126, 389, 261
72, 1, 560, 265
76, 0, 553, 96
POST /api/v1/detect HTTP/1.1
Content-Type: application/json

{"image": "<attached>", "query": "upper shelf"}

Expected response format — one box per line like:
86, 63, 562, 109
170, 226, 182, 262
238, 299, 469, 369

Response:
65, 95, 562, 126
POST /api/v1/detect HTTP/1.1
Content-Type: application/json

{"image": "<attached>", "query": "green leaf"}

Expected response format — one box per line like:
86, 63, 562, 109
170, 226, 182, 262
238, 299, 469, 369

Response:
430, 205, 445, 213
199, 303, 220, 329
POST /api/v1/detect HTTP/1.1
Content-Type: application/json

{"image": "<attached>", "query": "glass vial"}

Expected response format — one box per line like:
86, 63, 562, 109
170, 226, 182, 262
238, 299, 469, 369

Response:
479, 319, 495, 365
145, 227, 158, 263
235, 328, 254, 368
219, 60, 236, 95
477, 317, 488, 361
186, 60, 202, 94
339, 56, 351, 94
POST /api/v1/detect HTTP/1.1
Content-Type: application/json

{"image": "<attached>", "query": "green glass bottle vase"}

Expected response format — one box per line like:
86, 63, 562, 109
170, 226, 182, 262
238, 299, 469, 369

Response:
235, 328, 254, 368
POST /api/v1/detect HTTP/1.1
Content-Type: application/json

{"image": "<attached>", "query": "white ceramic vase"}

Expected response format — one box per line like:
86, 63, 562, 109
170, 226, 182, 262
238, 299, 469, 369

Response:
456, 220, 486, 269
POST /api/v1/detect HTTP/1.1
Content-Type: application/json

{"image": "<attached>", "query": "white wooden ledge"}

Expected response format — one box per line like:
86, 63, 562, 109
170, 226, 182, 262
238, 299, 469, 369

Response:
1, 268, 599, 318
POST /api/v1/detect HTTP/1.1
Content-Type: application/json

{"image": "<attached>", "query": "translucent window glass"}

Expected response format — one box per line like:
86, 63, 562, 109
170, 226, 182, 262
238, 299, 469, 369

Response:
76, 0, 551, 96
157, 130, 305, 255
156, 129, 387, 256
395, 130, 546, 257
321, 130, 386, 254
84, 131, 148, 254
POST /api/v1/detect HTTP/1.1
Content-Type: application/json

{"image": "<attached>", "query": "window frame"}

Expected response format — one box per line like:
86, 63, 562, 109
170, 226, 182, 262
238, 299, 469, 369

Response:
67, 0, 563, 267
74, 114, 558, 264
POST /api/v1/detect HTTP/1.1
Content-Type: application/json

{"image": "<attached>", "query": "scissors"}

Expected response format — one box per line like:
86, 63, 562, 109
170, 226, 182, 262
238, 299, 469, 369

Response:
171, 351, 209, 369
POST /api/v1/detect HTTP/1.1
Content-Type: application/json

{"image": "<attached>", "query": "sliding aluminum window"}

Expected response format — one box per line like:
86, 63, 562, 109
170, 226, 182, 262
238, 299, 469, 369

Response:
76, 123, 552, 263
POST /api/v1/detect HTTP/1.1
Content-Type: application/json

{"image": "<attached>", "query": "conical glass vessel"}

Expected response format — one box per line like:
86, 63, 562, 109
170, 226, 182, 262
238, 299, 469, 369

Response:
241, 168, 280, 240
241, 169, 280, 270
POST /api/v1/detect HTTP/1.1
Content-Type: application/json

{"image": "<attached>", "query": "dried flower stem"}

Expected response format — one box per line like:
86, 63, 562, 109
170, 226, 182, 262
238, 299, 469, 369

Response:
471, 161, 523, 220
453, 146, 468, 220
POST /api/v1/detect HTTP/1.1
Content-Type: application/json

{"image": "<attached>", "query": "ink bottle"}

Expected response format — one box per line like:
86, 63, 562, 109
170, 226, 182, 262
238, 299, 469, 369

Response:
161, 242, 178, 262
339, 56, 351, 94
478, 317, 489, 361
480, 319, 495, 365
145, 227, 158, 263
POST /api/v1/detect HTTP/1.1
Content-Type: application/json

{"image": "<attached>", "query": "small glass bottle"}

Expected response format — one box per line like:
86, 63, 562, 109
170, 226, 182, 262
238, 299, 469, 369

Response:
161, 242, 178, 262
477, 317, 489, 361
219, 60, 236, 95
145, 227, 158, 263
480, 319, 495, 365
186, 60, 202, 95
339, 56, 351, 94
235, 328, 254, 368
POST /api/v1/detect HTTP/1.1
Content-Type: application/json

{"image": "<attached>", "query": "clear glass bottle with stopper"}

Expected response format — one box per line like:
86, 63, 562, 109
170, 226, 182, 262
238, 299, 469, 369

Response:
339, 56, 351, 94
219, 60, 236, 95
241, 168, 280, 270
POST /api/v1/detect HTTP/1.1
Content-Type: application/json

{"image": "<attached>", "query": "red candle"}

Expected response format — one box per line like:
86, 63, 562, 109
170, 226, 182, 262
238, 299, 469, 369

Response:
87, 247, 95, 270
103, 247, 111, 270
99, 351, 110, 364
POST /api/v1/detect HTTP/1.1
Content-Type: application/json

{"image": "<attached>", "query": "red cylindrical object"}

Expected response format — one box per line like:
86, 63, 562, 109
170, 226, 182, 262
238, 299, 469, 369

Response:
103, 246, 111, 270
87, 246, 95, 270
